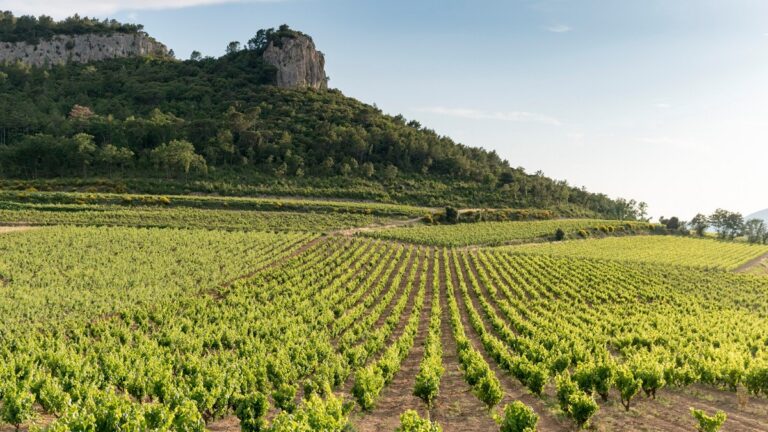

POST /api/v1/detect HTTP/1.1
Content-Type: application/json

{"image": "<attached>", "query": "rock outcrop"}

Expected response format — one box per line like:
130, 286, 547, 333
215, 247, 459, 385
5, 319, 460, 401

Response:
0, 33, 169, 67
262, 35, 328, 89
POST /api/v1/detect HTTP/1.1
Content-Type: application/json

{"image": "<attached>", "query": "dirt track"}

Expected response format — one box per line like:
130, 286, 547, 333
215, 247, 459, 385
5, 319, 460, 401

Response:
733, 252, 768, 275
0, 225, 34, 234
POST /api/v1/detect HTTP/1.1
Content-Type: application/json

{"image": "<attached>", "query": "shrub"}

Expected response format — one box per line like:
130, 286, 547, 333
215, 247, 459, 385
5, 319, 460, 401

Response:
395, 410, 442, 432
1, 386, 36, 430
555, 228, 565, 241
36, 378, 70, 416
475, 374, 503, 411
690, 408, 727, 432
572, 363, 595, 394
567, 392, 598, 429
235, 392, 269, 432
413, 361, 442, 408
272, 383, 297, 413
555, 372, 578, 413
143, 403, 174, 430
269, 392, 351, 431
444, 206, 459, 224
633, 361, 665, 399
746, 366, 768, 396
593, 361, 615, 401
352, 366, 384, 411
615, 365, 642, 411
498, 401, 538, 432
578, 229, 589, 238
169, 400, 206, 432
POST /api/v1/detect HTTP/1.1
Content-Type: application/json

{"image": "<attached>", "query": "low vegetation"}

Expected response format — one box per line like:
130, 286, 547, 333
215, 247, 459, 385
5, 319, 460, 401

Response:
362, 219, 653, 247
505, 235, 768, 270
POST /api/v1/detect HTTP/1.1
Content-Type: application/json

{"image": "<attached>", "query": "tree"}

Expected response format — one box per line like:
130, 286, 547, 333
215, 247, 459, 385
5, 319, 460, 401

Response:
689, 213, 709, 236
72, 133, 97, 177
360, 162, 375, 178
189, 50, 202, 61
637, 201, 649, 222
98, 144, 134, 175
444, 207, 459, 224
150, 139, 207, 179
659, 216, 681, 231
744, 219, 767, 244
709, 209, 743, 240
226, 41, 241, 54
383, 164, 399, 180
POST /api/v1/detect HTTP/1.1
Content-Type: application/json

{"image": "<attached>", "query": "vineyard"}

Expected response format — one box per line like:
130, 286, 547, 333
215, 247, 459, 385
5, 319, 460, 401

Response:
504, 235, 768, 270
361, 219, 654, 247
0, 220, 767, 431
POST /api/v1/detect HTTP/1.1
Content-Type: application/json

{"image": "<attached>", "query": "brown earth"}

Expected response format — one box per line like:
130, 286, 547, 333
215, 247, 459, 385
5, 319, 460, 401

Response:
734, 252, 768, 275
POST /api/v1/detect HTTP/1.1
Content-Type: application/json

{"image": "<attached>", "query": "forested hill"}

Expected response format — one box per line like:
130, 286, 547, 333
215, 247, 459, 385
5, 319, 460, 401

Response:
0, 15, 641, 218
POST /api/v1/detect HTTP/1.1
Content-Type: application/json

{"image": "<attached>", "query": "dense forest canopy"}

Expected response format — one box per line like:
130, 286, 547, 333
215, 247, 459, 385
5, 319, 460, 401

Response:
0, 12, 142, 44
0, 19, 641, 218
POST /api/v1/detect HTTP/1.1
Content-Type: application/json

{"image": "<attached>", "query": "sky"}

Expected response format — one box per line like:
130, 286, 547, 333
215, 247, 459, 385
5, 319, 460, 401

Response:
3, 0, 768, 220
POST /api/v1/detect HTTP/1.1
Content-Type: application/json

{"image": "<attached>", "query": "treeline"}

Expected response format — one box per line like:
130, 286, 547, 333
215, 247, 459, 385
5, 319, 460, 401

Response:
0, 12, 142, 44
0, 25, 634, 216
660, 209, 768, 244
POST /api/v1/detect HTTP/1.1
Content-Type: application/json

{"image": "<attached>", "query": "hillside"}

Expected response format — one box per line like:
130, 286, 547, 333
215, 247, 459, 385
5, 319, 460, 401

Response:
0, 14, 638, 218
747, 208, 768, 222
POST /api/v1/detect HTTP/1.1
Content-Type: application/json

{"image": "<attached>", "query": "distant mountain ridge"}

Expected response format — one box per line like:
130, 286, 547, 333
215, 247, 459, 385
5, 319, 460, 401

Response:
746, 209, 768, 222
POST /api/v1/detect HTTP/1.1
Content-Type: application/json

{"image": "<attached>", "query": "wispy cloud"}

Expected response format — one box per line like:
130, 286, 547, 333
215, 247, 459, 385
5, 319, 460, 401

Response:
544, 24, 572, 33
415, 106, 561, 126
0, 0, 277, 18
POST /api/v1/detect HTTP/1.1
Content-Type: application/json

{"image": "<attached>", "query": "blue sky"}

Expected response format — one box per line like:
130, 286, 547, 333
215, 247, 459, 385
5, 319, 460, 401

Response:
4, 0, 768, 219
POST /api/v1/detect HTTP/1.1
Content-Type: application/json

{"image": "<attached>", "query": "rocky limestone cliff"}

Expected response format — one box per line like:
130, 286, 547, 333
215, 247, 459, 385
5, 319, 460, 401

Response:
262, 35, 327, 89
0, 33, 168, 67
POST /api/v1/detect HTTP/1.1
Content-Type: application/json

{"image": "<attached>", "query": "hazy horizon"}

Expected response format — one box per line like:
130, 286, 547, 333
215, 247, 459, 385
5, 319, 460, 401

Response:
3, 0, 767, 220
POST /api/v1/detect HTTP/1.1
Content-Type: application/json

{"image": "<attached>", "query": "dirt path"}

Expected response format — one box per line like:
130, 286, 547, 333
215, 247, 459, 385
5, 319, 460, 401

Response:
733, 251, 768, 275
336, 217, 424, 236
351, 249, 434, 431
0, 225, 35, 234
593, 384, 768, 431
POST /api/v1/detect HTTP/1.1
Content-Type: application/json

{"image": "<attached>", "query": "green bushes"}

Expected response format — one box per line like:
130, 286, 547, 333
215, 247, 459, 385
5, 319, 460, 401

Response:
633, 361, 665, 399
615, 366, 642, 411
554, 372, 598, 429
690, 408, 727, 432
272, 383, 297, 413
352, 366, 384, 411
1, 386, 35, 430
235, 392, 270, 432
567, 392, 599, 429
269, 393, 351, 431
572, 360, 615, 401
745, 366, 768, 396
395, 410, 442, 432
497, 401, 538, 432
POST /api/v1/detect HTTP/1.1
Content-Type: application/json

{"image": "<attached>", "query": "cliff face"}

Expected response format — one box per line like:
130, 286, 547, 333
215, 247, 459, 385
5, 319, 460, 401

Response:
262, 35, 327, 89
0, 33, 168, 67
